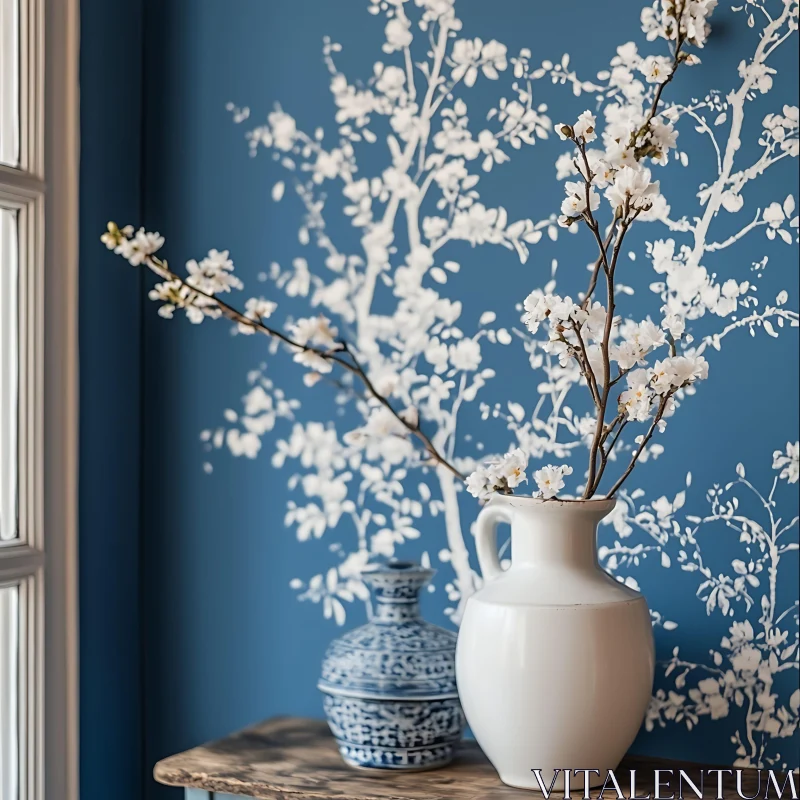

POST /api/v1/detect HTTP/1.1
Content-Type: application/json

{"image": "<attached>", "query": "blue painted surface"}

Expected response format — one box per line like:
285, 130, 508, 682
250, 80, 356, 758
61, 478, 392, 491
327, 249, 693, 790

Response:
77, 1, 798, 797
78, 1, 145, 798
137, 1, 798, 794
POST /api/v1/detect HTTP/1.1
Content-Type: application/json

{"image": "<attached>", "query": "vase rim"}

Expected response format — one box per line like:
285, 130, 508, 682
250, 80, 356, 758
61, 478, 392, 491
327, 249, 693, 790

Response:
486, 494, 617, 512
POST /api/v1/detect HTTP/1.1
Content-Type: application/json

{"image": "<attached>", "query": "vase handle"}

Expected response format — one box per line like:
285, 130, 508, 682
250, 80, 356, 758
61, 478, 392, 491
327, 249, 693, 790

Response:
475, 504, 511, 582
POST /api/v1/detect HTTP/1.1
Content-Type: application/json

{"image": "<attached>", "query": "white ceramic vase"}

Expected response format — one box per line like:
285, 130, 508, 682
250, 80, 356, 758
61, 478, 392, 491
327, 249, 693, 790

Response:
456, 496, 654, 791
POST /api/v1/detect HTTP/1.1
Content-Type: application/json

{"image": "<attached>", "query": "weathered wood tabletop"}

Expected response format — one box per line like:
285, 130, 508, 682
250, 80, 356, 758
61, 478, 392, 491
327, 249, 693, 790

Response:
154, 716, 761, 800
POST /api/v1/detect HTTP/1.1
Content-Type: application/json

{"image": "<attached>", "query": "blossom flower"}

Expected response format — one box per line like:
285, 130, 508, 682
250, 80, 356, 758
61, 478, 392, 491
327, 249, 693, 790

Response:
100, 222, 132, 249
521, 291, 554, 334
573, 111, 597, 143
147, 279, 217, 324
620, 369, 654, 422
186, 249, 243, 295
731, 645, 761, 675
226, 428, 261, 459
650, 355, 709, 393
640, 54, 673, 83
661, 313, 685, 339
712, 279, 743, 317
497, 448, 528, 488
641, 0, 717, 48
424, 338, 449, 373
293, 350, 333, 375
611, 340, 646, 371
632, 319, 667, 351
477, 129, 508, 171
667, 354, 709, 386
590, 158, 616, 189
533, 464, 573, 499
648, 117, 679, 162
465, 469, 492, 501
466, 448, 529, 501
289, 315, 340, 350
606, 165, 661, 212
605, 142, 637, 169
108, 226, 164, 266
238, 297, 278, 335
561, 180, 600, 218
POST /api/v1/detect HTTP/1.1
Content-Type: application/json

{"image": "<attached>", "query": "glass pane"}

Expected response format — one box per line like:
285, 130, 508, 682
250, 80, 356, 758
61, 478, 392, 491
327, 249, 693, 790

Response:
0, 584, 19, 800
0, 208, 18, 542
0, 0, 20, 167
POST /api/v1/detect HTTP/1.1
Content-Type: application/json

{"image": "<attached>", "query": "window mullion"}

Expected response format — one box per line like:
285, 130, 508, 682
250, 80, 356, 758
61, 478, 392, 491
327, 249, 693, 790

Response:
0, 547, 45, 581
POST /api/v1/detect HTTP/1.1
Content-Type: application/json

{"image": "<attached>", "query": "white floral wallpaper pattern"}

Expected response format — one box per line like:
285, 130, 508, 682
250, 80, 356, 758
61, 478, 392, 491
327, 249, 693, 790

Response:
189, 0, 799, 769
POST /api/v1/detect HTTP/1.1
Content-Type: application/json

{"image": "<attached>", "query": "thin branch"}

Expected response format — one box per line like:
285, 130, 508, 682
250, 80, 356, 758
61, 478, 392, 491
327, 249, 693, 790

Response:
606, 392, 674, 498
139, 251, 466, 481
584, 210, 632, 497
582, 223, 616, 310
569, 320, 601, 408
339, 341, 466, 480
592, 414, 627, 495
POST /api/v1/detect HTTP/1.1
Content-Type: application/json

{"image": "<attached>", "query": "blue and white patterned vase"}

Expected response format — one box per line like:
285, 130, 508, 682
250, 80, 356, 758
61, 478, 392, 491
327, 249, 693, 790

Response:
318, 561, 465, 771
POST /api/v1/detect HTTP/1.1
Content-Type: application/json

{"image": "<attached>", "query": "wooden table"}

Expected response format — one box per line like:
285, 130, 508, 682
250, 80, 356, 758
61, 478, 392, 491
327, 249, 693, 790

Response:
154, 717, 761, 799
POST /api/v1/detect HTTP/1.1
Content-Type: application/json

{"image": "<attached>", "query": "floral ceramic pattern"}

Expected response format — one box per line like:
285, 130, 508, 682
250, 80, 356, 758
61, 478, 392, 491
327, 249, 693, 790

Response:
319, 563, 464, 769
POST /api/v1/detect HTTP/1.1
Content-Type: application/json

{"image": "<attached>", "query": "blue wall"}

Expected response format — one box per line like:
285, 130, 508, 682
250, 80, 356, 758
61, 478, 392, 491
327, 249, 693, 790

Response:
78, 1, 144, 799
80, 1, 799, 798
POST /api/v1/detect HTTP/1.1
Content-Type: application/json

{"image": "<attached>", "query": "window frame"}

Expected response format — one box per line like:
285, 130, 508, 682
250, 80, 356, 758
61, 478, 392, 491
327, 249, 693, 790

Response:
0, 0, 79, 797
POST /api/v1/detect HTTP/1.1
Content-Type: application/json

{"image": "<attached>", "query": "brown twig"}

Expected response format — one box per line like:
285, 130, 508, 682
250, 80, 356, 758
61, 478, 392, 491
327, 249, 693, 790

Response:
606, 392, 675, 498
584, 206, 632, 497
591, 412, 626, 495
141, 252, 466, 481
569, 320, 601, 408
581, 224, 616, 311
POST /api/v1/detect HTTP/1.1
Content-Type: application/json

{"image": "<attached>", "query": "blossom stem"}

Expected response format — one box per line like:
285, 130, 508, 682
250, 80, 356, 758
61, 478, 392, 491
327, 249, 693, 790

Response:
606, 391, 674, 498
576, 140, 613, 277
581, 223, 616, 310
639, 4, 688, 136
569, 320, 601, 408
591, 413, 627, 495
584, 210, 631, 497
338, 342, 466, 480
142, 253, 466, 481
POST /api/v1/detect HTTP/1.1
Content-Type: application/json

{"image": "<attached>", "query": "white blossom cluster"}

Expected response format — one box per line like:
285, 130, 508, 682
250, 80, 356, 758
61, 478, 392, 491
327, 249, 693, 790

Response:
465, 0, 718, 501
465, 448, 528, 501
532, 464, 575, 500
641, 0, 717, 48
101, 223, 164, 266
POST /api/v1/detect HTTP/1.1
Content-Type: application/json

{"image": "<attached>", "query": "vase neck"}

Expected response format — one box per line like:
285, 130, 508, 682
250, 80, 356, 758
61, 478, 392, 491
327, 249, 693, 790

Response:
508, 504, 607, 571
371, 598, 421, 623
360, 561, 434, 624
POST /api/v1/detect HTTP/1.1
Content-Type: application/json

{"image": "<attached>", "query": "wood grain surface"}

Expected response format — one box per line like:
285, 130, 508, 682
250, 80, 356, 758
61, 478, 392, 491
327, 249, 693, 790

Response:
154, 716, 767, 799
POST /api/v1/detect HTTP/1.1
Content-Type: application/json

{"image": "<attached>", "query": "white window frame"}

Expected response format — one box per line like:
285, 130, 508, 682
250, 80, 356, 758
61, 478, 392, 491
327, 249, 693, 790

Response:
0, 0, 79, 798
